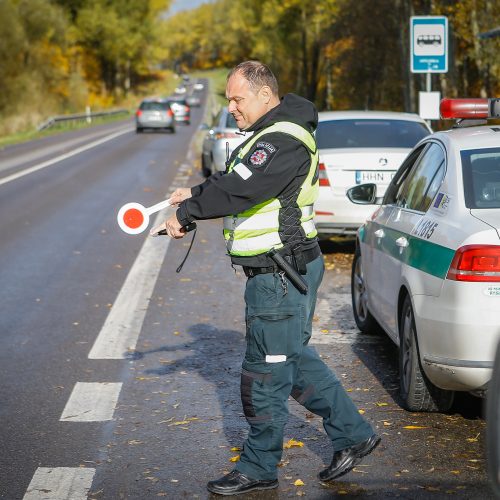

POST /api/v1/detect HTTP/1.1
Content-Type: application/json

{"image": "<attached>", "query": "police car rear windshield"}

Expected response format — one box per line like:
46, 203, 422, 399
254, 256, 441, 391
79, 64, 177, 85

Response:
462, 148, 500, 209
316, 119, 430, 149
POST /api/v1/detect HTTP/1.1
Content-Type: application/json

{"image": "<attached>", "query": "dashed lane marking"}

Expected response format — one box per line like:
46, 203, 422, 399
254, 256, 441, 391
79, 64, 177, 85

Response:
23, 467, 95, 500
88, 207, 173, 359
60, 382, 122, 421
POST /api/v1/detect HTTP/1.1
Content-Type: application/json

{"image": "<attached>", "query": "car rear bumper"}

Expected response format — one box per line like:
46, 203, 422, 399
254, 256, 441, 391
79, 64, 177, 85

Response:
136, 119, 173, 128
413, 290, 500, 391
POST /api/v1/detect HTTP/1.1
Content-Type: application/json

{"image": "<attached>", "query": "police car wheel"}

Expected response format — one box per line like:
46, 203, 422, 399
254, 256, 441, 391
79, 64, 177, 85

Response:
399, 295, 454, 412
351, 247, 382, 334
486, 340, 500, 496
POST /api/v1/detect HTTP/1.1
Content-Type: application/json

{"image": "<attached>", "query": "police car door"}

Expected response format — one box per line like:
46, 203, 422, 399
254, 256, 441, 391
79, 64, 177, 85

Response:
376, 142, 446, 340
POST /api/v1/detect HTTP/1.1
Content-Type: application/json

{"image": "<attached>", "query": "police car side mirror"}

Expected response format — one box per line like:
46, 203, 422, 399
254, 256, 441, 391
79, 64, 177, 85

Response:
346, 183, 382, 205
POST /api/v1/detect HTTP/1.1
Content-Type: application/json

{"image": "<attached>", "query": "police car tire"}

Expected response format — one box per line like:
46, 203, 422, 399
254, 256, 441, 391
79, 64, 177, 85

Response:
351, 247, 382, 334
486, 340, 500, 496
399, 295, 454, 413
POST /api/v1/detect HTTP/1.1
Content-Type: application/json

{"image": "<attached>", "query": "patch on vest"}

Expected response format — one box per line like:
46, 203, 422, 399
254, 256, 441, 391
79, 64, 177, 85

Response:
247, 143, 278, 167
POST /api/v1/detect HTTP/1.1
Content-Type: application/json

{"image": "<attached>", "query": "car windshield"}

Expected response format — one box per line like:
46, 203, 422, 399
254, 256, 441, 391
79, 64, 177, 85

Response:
316, 119, 430, 149
140, 101, 168, 111
225, 112, 237, 129
462, 147, 500, 209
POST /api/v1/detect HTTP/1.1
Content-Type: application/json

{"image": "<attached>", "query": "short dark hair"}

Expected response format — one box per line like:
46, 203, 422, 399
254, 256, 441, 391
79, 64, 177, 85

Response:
227, 61, 279, 96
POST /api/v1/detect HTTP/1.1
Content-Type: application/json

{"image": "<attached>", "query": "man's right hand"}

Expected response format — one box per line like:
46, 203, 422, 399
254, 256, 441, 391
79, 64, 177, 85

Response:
169, 187, 192, 206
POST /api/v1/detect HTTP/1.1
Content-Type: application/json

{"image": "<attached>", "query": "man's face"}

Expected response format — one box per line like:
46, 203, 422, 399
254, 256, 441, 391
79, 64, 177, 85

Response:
226, 72, 269, 130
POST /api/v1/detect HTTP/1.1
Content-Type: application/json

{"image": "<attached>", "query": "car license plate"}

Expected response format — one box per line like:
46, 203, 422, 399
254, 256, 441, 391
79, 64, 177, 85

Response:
355, 171, 394, 184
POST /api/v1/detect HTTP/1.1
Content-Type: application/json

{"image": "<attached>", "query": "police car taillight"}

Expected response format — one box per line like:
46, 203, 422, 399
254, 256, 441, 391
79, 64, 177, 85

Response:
446, 245, 500, 282
440, 98, 500, 120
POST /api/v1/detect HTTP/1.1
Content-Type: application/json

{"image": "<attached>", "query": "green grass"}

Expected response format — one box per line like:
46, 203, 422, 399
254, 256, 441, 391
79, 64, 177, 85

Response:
0, 111, 131, 149
0, 68, 227, 149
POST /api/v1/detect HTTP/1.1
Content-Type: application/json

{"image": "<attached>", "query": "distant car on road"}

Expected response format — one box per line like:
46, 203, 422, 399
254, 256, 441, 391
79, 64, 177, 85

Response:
348, 98, 500, 412
201, 107, 250, 177
314, 111, 431, 236
186, 94, 201, 107
135, 98, 175, 134
168, 97, 191, 125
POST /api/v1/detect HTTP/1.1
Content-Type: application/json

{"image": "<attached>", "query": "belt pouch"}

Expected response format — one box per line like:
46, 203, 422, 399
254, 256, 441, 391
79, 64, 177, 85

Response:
292, 245, 307, 275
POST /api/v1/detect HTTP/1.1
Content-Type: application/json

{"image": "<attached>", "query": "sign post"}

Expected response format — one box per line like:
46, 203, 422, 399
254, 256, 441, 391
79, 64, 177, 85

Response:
410, 16, 448, 119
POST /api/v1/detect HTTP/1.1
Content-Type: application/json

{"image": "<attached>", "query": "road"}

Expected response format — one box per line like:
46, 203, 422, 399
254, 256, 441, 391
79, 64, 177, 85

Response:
0, 91, 495, 499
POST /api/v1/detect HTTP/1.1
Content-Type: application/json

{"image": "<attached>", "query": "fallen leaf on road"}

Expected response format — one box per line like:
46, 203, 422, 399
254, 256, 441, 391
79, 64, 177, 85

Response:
358, 409, 365, 415
230, 447, 241, 452
294, 479, 304, 486
403, 425, 427, 429
376, 402, 389, 407
229, 455, 240, 462
284, 439, 304, 449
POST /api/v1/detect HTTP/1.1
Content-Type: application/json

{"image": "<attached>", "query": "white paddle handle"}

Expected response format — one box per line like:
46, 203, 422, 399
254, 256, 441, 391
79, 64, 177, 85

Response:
145, 198, 172, 215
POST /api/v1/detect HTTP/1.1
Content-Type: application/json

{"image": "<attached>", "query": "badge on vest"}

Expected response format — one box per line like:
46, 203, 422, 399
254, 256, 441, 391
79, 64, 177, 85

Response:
247, 142, 279, 167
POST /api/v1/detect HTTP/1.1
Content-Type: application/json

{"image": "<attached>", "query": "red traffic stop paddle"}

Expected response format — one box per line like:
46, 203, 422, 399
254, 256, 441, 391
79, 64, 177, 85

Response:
117, 199, 171, 235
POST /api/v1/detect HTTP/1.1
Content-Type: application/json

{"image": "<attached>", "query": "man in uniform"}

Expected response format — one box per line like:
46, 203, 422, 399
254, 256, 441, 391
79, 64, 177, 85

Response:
156, 61, 380, 496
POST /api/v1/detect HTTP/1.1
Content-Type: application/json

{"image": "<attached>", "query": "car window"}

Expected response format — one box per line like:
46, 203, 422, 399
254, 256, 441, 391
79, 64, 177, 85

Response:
396, 143, 446, 211
225, 112, 237, 129
383, 144, 427, 205
211, 110, 222, 127
316, 119, 430, 149
462, 148, 500, 209
140, 101, 169, 111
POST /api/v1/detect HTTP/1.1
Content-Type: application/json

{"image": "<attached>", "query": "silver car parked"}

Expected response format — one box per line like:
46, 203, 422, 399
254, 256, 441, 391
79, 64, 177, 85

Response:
201, 107, 251, 177
135, 98, 175, 133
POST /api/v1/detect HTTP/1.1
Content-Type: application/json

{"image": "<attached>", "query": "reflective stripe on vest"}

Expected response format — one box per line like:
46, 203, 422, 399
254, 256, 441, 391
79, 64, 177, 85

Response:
224, 121, 319, 257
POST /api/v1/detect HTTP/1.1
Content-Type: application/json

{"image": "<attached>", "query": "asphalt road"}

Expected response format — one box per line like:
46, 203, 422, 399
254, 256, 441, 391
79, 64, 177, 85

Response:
0, 92, 495, 499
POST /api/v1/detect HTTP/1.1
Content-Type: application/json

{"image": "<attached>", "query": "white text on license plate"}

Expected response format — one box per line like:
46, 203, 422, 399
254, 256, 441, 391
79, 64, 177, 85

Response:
355, 171, 395, 184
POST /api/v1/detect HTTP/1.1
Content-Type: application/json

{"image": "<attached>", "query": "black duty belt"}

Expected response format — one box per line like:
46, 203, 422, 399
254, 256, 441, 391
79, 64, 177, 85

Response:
243, 245, 321, 278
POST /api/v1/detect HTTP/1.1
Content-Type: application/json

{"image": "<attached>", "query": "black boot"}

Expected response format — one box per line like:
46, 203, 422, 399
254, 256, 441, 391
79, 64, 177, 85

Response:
207, 470, 278, 496
319, 434, 381, 481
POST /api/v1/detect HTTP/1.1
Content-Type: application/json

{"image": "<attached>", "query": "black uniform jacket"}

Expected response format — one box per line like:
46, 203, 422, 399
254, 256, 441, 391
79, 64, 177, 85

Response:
176, 93, 319, 267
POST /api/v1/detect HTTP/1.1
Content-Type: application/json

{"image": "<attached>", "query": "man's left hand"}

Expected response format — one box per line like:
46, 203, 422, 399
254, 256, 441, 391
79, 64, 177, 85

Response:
150, 214, 185, 239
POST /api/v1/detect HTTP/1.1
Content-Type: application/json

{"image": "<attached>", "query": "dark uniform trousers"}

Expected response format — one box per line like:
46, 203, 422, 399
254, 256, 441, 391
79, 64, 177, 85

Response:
235, 254, 375, 481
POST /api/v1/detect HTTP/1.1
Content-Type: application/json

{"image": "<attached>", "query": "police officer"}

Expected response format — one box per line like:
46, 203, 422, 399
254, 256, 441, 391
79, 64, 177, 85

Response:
156, 61, 380, 496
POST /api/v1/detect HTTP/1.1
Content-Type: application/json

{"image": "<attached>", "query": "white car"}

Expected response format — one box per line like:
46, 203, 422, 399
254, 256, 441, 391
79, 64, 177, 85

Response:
201, 107, 251, 177
314, 111, 432, 235
348, 98, 500, 412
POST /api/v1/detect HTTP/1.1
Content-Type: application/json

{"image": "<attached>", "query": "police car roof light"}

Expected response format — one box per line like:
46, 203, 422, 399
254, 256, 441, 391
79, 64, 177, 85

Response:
440, 98, 500, 120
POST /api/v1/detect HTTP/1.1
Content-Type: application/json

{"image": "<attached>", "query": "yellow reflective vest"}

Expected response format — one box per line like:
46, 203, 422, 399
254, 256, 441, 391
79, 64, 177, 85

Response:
223, 121, 319, 257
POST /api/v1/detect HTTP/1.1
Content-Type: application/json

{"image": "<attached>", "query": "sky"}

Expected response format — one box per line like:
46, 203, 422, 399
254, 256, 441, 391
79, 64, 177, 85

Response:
168, 0, 211, 16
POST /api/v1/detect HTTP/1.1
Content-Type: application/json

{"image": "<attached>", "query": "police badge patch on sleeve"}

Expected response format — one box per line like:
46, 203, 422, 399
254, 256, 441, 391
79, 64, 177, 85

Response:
247, 142, 279, 167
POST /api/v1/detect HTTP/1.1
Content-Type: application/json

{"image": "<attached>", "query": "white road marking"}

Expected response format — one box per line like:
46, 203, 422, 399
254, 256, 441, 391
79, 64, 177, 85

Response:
0, 127, 133, 187
60, 382, 122, 421
23, 467, 95, 500
89, 132, 198, 359
88, 209, 172, 359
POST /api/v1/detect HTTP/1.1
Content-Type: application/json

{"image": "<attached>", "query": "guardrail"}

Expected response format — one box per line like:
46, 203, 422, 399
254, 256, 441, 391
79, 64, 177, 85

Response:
37, 108, 129, 131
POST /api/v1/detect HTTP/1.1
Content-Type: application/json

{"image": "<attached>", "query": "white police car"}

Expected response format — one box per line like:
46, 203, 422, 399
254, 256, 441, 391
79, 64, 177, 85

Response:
347, 98, 500, 412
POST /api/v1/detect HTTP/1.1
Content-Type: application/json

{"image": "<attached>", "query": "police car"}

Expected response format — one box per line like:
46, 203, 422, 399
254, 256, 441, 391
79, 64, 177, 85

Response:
347, 98, 500, 412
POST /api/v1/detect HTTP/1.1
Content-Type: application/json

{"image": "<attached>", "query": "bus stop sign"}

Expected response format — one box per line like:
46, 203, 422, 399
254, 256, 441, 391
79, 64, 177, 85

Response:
411, 16, 448, 73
